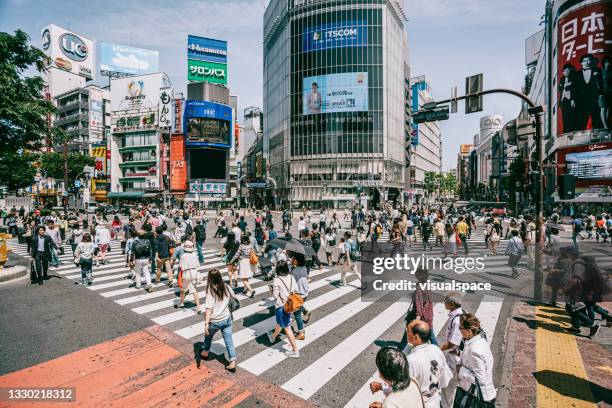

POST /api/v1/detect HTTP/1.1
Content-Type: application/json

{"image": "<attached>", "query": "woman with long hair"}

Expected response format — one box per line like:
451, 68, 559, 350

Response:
74, 233, 95, 286
200, 268, 237, 372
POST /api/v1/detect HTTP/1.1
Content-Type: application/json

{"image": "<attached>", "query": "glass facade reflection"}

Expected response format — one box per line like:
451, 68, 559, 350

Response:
264, 0, 410, 207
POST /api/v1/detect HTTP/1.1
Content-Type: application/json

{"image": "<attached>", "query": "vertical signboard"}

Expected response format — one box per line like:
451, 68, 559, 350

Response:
158, 87, 172, 129
169, 135, 187, 192
557, 2, 611, 134
173, 98, 183, 134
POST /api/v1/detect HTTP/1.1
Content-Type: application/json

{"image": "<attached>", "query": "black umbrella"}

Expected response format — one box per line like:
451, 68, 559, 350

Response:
266, 237, 318, 259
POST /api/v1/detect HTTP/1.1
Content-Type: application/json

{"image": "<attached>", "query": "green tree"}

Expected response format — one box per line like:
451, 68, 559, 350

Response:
423, 171, 438, 202
443, 172, 458, 197
0, 151, 38, 191
39, 152, 94, 181
0, 30, 63, 190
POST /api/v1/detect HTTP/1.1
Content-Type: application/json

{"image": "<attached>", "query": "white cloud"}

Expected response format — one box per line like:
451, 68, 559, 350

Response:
112, 52, 150, 70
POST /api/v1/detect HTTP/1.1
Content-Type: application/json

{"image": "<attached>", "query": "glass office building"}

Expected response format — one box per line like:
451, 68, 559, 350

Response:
264, 0, 410, 208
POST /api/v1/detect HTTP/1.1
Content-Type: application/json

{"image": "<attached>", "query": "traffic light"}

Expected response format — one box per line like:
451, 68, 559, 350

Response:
413, 107, 450, 124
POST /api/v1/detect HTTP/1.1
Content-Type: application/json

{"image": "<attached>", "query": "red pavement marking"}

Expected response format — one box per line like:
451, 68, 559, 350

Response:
0, 326, 315, 408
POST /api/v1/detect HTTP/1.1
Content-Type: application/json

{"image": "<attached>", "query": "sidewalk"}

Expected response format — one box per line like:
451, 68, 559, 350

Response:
0, 324, 315, 408
500, 300, 612, 407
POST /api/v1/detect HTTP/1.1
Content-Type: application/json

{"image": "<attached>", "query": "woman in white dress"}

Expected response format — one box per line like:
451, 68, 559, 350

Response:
231, 235, 256, 298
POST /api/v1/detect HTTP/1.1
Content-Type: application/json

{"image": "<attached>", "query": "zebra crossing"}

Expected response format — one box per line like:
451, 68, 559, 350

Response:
8, 235, 513, 407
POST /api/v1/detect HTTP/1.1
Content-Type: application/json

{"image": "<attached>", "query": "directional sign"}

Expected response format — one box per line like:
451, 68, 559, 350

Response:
413, 107, 450, 124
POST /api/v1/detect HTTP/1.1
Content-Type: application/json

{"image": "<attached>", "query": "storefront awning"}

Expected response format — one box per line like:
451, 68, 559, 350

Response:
142, 192, 160, 198
107, 192, 145, 199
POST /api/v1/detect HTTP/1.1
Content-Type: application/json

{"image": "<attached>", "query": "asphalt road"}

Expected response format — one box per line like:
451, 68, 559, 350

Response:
2, 211, 611, 407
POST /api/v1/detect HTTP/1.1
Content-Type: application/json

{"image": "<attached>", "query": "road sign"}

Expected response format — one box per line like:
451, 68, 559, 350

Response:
465, 73, 483, 114
413, 106, 450, 124
74, 180, 81, 188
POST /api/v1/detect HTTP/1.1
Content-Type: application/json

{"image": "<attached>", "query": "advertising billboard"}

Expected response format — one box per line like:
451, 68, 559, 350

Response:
187, 59, 227, 84
184, 100, 232, 147
556, 2, 611, 134
187, 35, 227, 64
302, 72, 368, 115
91, 145, 107, 177
89, 88, 103, 129
557, 142, 612, 186
100, 42, 159, 76
41, 24, 95, 80
303, 21, 367, 52
169, 135, 187, 192
188, 181, 227, 195
460, 144, 474, 155
110, 73, 164, 111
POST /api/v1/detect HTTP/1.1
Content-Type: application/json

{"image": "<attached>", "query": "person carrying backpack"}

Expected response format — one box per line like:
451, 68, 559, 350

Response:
340, 231, 361, 286
193, 219, 207, 264
133, 230, 154, 292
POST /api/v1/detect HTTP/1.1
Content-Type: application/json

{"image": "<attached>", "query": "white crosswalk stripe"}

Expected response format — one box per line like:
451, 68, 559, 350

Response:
8, 234, 511, 406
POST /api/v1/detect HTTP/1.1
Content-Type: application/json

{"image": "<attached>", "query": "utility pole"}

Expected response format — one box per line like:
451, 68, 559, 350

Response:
63, 138, 69, 218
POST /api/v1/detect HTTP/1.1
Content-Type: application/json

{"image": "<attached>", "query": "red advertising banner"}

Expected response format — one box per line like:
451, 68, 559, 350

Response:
169, 135, 187, 192
557, 2, 612, 135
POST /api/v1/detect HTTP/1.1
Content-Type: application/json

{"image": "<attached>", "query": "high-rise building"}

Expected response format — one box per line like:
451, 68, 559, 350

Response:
409, 76, 442, 203
108, 73, 172, 201
263, 0, 410, 209
474, 115, 504, 188
457, 144, 473, 200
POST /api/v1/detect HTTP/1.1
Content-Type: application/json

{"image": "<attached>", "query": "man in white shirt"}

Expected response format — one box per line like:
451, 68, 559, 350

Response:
441, 291, 464, 408
525, 216, 536, 268
231, 222, 242, 243
407, 320, 452, 408
297, 216, 306, 233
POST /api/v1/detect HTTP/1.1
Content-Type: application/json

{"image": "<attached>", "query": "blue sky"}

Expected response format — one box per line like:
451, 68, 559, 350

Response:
0, 0, 546, 170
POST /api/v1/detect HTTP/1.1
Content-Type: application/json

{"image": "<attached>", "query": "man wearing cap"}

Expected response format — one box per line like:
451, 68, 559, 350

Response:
441, 291, 464, 408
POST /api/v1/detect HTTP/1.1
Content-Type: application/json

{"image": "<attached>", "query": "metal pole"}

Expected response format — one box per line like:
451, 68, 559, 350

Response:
63, 139, 68, 218
533, 110, 544, 302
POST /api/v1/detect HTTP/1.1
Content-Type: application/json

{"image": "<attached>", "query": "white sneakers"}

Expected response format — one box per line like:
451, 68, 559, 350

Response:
285, 350, 300, 359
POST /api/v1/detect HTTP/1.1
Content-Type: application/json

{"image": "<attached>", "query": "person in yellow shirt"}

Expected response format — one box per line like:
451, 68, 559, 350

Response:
455, 217, 469, 255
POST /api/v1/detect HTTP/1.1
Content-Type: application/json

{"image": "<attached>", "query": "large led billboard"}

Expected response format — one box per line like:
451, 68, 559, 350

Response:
184, 100, 232, 148
303, 21, 367, 52
100, 42, 159, 76
556, 2, 611, 134
565, 148, 612, 179
302, 72, 368, 115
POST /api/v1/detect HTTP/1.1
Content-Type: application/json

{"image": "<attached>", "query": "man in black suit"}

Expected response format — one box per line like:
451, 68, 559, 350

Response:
30, 226, 56, 285
574, 53, 604, 130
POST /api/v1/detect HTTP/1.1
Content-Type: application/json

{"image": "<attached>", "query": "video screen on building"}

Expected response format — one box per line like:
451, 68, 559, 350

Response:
303, 21, 367, 52
189, 149, 227, 180
303, 72, 368, 115
186, 117, 231, 146
566, 149, 612, 179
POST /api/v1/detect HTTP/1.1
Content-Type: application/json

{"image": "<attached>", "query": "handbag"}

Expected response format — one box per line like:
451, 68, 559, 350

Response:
249, 249, 259, 265
177, 268, 183, 289
226, 284, 240, 318
454, 378, 495, 408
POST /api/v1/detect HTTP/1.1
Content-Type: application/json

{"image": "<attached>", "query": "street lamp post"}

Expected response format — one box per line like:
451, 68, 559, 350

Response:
289, 176, 294, 219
